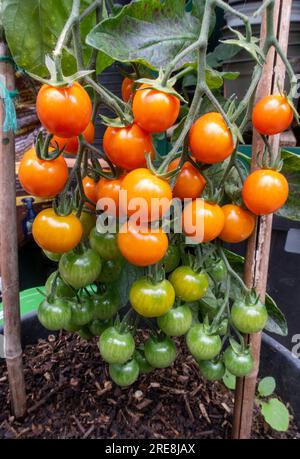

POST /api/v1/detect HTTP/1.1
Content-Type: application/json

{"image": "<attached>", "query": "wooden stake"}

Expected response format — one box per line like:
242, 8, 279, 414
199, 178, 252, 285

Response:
231, 0, 293, 439
0, 42, 27, 418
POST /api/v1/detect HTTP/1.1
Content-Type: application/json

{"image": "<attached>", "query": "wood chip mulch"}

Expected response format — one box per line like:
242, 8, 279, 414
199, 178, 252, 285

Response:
0, 331, 299, 439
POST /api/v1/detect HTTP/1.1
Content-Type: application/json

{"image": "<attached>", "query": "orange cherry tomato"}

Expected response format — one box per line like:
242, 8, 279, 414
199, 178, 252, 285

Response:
132, 84, 180, 133
96, 174, 126, 216
118, 222, 168, 267
168, 158, 206, 200
252, 95, 293, 136
36, 82, 92, 138
103, 123, 154, 170
189, 112, 234, 164
182, 199, 225, 243
121, 77, 134, 102
242, 169, 289, 216
51, 121, 95, 155
219, 204, 255, 243
32, 208, 83, 253
120, 168, 172, 222
18, 146, 68, 198
83, 176, 98, 205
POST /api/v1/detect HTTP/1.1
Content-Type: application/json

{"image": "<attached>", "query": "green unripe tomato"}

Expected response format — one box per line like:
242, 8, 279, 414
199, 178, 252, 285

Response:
186, 323, 222, 361
157, 305, 192, 336
144, 336, 176, 369
223, 346, 254, 377
99, 326, 135, 364
162, 244, 181, 273
231, 299, 268, 334
169, 266, 209, 302
109, 359, 139, 387
198, 359, 225, 381
89, 227, 121, 260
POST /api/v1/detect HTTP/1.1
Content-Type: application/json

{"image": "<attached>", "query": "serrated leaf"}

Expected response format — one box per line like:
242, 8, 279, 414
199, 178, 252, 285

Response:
258, 377, 276, 397
86, 0, 206, 71
222, 369, 236, 390
207, 43, 241, 68
260, 399, 289, 432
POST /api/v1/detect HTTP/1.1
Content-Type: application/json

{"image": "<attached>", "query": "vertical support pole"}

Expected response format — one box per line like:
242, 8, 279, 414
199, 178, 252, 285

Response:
0, 42, 27, 418
232, 0, 293, 439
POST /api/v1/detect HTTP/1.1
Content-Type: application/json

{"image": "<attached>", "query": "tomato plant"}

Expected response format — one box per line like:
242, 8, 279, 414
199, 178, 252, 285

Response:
52, 121, 94, 154
32, 209, 83, 254
132, 84, 180, 133
96, 173, 126, 216
59, 247, 102, 288
157, 304, 192, 336
169, 266, 209, 302
89, 319, 112, 337
168, 158, 206, 200
231, 298, 268, 334
121, 77, 134, 102
118, 222, 168, 267
182, 199, 225, 243
97, 258, 123, 284
89, 228, 121, 260
99, 326, 135, 364
162, 244, 181, 274
242, 169, 289, 215
45, 271, 74, 298
92, 287, 120, 321
18, 146, 68, 198
129, 278, 175, 317
252, 95, 293, 135
82, 176, 98, 205
109, 359, 139, 387
36, 82, 92, 137
186, 324, 222, 361
219, 204, 255, 243
223, 346, 254, 377
144, 336, 176, 369
38, 297, 71, 331
198, 359, 225, 381
134, 349, 153, 374
103, 124, 154, 170
69, 297, 95, 327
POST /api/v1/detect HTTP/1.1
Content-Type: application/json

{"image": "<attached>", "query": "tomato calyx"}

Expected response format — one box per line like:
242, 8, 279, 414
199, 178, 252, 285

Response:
35, 131, 64, 161
136, 69, 187, 104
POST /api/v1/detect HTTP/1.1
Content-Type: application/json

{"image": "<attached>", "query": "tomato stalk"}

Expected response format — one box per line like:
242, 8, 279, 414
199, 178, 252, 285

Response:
217, 242, 251, 295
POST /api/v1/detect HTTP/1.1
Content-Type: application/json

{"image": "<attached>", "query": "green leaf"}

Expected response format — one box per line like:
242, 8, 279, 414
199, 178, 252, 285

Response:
260, 399, 289, 432
114, 262, 144, 308
207, 43, 241, 68
277, 150, 300, 221
222, 369, 236, 390
258, 377, 276, 397
3, 0, 112, 77
86, 0, 207, 71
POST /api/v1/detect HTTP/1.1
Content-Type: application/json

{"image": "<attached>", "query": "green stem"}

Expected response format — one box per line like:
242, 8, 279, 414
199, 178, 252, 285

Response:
215, 0, 252, 42
217, 244, 251, 294
211, 276, 231, 328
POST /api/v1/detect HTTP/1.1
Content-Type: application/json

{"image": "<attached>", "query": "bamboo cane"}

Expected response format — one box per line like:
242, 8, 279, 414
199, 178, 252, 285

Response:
232, 0, 293, 439
0, 41, 27, 418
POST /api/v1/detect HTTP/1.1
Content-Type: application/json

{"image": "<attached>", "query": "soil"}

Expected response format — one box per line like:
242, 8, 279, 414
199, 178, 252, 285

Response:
0, 331, 299, 439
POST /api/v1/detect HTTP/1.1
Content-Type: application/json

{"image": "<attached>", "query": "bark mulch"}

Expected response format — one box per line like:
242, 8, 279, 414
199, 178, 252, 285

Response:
0, 331, 299, 439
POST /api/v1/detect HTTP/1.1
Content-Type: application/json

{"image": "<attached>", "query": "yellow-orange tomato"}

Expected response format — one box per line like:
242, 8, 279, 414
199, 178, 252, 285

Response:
103, 123, 154, 170
168, 158, 206, 200
219, 204, 255, 243
82, 176, 98, 205
36, 82, 92, 138
182, 199, 225, 243
189, 112, 234, 164
51, 121, 95, 154
32, 208, 83, 253
252, 95, 293, 136
132, 84, 180, 133
242, 169, 289, 216
18, 146, 68, 198
121, 77, 134, 102
118, 222, 168, 267
120, 168, 172, 222
96, 174, 126, 216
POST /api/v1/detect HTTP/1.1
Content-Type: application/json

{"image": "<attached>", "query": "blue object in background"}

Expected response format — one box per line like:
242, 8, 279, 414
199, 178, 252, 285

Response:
21, 197, 36, 238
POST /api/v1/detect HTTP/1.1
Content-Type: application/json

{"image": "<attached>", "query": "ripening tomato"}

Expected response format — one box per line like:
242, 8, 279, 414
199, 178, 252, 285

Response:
252, 95, 293, 136
32, 208, 83, 253
51, 121, 94, 154
120, 168, 172, 221
103, 123, 154, 170
219, 204, 255, 243
129, 278, 175, 318
168, 158, 206, 200
18, 146, 68, 198
182, 199, 225, 243
189, 112, 234, 164
132, 84, 180, 133
36, 82, 92, 137
121, 77, 134, 102
96, 173, 126, 216
242, 169, 289, 215
82, 176, 98, 205
118, 222, 168, 267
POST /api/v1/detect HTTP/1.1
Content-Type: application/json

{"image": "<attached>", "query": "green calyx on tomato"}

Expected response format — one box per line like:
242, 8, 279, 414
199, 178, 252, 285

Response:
162, 244, 181, 273
223, 345, 253, 377
45, 271, 75, 299
92, 286, 120, 321
129, 277, 175, 318
59, 246, 102, 289
169, 266, 209, 302
38, 296, 71, 331
109, 359, 139, 387
134, 348, 153, 374
157, 304, 192, 337
144, 336, 176, 369
186, 323, 222, 361
97, 258, 123, 284
198, 359, 225, 381
231, 298, 268, 334
89, 227, 121, 261
89, 318, 112, 337
99, 326, 135, 364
